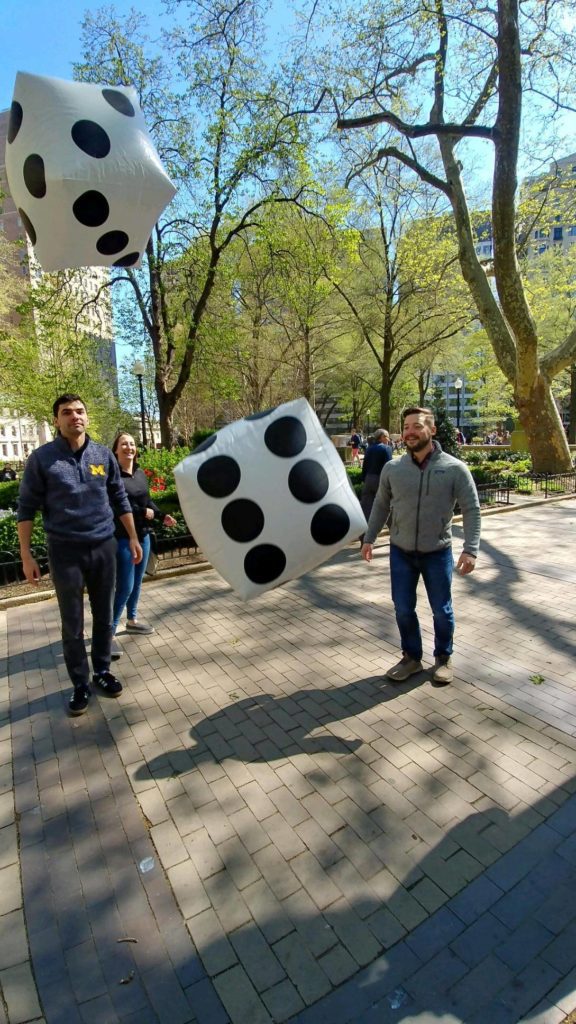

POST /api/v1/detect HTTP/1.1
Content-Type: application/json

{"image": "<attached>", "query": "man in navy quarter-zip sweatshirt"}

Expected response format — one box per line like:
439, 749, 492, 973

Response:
17, 394, 143, 716
361, 406, 480, 687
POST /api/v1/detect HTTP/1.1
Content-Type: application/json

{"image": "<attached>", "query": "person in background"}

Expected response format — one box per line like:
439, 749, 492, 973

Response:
350, 426, 363, 466
359, 428, 393, 535
111, 433, 177, 654
17, 395, 141, 715
0, 465, 17, 482
361, 407, 480, 686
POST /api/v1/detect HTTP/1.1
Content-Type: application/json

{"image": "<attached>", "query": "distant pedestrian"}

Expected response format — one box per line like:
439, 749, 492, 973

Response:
350, 427, 363, 466
361, 407, 480, 686
360, 428, 393, 528
17, 394, 142, 715
111, 432, 177, 656
0, 465, 17, 482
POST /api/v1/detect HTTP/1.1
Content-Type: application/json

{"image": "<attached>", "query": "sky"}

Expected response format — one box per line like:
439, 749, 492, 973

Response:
2, 0, 150, 109
1, 0, 291, 111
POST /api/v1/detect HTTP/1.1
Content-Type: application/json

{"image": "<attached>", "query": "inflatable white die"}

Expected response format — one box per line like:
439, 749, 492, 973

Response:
5, 72, 176, 272
174, 399, 367, 599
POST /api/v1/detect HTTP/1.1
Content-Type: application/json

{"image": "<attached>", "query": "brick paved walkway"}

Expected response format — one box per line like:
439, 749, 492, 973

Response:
1, 498, 575, 1024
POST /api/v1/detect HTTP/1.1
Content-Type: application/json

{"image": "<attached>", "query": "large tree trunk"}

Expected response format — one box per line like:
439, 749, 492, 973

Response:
569, 364, 576, 445
516, 374, 571, 472
158, 390, 176, 449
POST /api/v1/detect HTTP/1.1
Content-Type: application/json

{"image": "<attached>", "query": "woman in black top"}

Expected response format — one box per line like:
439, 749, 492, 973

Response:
111, 433, 176, 648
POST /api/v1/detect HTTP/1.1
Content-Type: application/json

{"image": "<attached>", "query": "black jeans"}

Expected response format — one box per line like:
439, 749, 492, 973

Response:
48, 536, 117, 688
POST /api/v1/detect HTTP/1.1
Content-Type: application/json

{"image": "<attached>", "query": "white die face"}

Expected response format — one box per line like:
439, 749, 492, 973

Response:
174, 398, 367, 599
5, 72, 176, 272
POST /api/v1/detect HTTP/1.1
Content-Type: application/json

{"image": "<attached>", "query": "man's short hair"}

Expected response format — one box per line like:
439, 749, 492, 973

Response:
374, 428, 390, 441
402, 406, 435, 428
52, 393, 86, 418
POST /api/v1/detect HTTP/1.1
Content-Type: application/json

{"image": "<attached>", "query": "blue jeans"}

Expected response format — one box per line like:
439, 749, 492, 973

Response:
113, 534, 150, 630
390, 544, 454, 660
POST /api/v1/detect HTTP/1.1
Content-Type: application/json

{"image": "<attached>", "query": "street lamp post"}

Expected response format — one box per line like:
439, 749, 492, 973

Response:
132, 360, 147, 448
454, 377, 463, 430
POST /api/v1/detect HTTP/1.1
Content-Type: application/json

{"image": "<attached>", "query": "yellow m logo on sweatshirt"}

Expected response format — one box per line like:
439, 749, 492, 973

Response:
89, 464, 106, 476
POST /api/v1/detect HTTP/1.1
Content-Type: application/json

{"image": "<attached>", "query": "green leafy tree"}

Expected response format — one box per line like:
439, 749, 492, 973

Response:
0, 271, 121, 442
310, 0, 576, 471
326, 158, 473, 426
75, 1, 322, 447
429, 385, 459, 456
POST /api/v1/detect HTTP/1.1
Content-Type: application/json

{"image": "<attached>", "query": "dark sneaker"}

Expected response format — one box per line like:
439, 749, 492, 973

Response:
125, 620, 155, 635
432, 656, 453, 686
111, 638, 122, 660
69, 686, 91, 716
386, 655, 423, 682
93, 671, 123, 697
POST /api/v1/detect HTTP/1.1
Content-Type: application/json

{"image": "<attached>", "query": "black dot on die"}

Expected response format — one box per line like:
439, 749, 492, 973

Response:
71, 120, 111, 159
113, 252, 140, 267
197, 455, 240, 498
245, 408, 276, 421
288, 460, 329, 504
264, 416, 307, 458
244, 544, 286, 585
8, 101, 23, 144
310, 504, 350, 546
18, 208, 36, 245
191, 433, 217, 454
73, 190, 109, 227
23, 154, 46, 199
222, 499, 264, 543
102, 89, 135, 117
97, 231, 129, 255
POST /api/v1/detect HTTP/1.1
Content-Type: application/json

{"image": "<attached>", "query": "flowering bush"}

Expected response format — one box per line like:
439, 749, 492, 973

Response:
142, 468, 168, 494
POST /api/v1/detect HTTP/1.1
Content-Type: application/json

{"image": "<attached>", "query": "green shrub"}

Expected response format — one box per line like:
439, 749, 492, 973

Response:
191, 428, 216, 450
0, 511, 45, 559
0, 481, 19, 510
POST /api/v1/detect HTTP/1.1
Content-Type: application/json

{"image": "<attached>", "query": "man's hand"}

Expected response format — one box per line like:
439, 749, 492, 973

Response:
145, 508, 155, 520
456, 552, 476, 575
22, 554, 41, 584
130, 539, 143, 564
361, 542, 373, 563
163, 514, 177, 528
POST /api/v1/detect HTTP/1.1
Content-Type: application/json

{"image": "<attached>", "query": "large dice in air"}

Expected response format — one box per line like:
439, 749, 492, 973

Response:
174, 399, 367, 599
5, 72, 176, 272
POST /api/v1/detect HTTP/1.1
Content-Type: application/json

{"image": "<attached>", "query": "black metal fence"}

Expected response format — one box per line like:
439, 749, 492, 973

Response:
0, 530, 198, 589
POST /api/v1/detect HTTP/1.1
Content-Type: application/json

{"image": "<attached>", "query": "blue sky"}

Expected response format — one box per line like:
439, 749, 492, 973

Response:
1, 0, 292, 111
2, 0, 142, 109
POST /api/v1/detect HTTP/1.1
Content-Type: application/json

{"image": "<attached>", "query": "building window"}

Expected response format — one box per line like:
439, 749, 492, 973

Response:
569, 226, 576, 236
12, 444, 19, 457
11, 426, 17, 437
553, 226, 563, 241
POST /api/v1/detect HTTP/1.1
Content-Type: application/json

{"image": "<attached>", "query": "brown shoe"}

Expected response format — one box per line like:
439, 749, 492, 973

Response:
386, 655, 423, 682
432, 656, 453, 686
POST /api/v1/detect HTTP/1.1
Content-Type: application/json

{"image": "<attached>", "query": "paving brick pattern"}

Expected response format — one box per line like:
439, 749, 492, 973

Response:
2, 499, 576, 1023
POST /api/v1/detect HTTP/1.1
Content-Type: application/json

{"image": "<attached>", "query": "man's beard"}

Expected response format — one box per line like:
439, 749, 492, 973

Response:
405, 436, 431, 453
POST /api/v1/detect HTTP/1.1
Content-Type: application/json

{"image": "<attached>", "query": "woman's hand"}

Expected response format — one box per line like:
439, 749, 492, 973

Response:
163, 514, 177, 528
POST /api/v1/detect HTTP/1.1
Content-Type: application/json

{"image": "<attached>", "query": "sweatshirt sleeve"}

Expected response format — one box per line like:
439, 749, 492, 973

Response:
363, 464, 392, 544
16, 451, 44, 522
456, 464, 481, 557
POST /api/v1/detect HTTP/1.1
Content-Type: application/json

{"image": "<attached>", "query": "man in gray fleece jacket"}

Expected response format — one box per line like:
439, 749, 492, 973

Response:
361, 407, 480, 685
